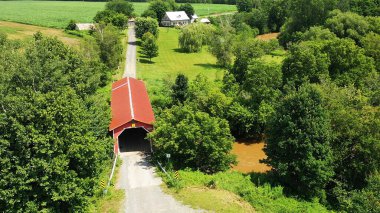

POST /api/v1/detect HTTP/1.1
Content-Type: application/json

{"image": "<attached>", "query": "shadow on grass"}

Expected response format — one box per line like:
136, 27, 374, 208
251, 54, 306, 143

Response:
194, 63, 221, 70
139, 58, 155, 64
173, 48, 187, 53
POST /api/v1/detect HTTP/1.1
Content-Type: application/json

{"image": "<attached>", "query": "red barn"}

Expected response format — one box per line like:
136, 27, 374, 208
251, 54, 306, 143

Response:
109, 77, 155, 154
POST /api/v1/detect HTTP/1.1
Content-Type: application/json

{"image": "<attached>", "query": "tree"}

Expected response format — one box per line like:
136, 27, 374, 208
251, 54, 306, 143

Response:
282, 41, 330, 88
135, 17, 159, 39
300, 26, 337, 41
105, 0, 134, 18
141, 32, 158, 61
179, 3, 195, 18
94, 24, 123, 69
143, 0, 177, 23
178, 23, 215, 53
264, 84, 334, 200
171, 74, 188, 103
209, 26, 235, 68
148, 105, 236, 173
267, 0, 289, 32
66, 19, 76, 30
362, 32, 380, 71
325, 10, 370, 45
236, 0, 253, 12
93, 10, 129, 29
323, 38, 375, 87
278, 0, 337, 46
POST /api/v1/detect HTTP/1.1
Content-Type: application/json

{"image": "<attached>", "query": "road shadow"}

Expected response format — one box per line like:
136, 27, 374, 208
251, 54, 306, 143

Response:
128, 41, 137, 46
135, 152, 155, 170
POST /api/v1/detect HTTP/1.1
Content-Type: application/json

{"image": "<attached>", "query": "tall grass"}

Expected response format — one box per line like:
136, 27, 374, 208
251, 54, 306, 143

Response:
162, 170, 332, 213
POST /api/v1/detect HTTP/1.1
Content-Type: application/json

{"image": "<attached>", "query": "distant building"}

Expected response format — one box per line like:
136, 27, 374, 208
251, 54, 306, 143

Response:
75, 23, 95, 31
200, 18, 211, 24
161, 11, 190, 27
191, 14, 198, 23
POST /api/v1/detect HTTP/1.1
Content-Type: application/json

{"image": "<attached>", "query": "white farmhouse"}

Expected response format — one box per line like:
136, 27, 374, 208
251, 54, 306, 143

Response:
161, 11, 190, 27
75, 23, 95, 31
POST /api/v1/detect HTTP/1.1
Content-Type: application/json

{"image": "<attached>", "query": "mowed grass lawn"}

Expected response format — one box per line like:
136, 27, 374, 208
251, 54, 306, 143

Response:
0, 1, 236, 28
136, 27, 224, 91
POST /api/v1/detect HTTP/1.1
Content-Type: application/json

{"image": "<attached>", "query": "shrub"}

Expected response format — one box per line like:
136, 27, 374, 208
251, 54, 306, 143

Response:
66, 19, 77, 31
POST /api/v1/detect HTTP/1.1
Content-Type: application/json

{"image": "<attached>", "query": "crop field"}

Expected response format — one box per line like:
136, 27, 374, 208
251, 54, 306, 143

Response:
0, 1, 236, 28
136, 27, 224, 92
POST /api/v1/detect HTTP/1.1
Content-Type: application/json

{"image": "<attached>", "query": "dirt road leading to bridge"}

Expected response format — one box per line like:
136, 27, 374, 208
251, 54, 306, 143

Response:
116, 152, 201, 213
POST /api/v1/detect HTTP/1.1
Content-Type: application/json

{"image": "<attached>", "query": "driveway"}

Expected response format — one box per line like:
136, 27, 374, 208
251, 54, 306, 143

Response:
116, 152, 200, 213
123, 25, 136, 78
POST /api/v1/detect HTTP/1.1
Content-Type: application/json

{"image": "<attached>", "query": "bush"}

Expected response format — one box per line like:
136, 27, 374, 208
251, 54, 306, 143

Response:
135, 17, 159, 38
66, 19, 77, 30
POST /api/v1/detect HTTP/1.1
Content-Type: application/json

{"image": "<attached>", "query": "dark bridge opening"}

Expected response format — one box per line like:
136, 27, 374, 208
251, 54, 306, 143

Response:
118, 128, 151, 152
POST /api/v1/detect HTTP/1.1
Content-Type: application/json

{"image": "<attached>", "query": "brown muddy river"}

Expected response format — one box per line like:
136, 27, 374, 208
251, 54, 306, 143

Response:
231, 140, 271, 173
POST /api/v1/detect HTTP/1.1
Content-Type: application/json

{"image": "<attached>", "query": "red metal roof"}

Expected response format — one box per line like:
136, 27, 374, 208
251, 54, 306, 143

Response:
109, 77, 155, 131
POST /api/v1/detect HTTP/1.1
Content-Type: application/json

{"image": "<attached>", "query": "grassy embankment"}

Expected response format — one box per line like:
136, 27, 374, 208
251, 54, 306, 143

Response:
0, 1, 236, 28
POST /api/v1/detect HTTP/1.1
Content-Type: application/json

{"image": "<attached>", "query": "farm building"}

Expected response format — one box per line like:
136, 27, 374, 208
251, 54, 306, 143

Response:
161, 11, 190, 27
75, 23, 95, 31
200, 18, 211, 24
109, 77, 155, 154
191, 14, 198, 23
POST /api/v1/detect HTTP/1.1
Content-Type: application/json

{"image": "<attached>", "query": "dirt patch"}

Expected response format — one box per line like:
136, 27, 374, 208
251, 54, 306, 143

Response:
231, 139, 271, 173
0, 21, 80, 46
256, 33, 279, 41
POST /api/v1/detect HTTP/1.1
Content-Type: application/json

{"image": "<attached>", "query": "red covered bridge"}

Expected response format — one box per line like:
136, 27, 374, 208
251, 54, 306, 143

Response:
109, 77, 155, 154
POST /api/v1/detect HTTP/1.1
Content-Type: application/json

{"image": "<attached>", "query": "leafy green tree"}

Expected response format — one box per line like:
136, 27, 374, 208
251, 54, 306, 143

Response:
300, 26, 337, 41
264, 84, 334, 200
349, 0, 380, 16
278, 0, 337, 46
362, 32, 380, 71
144, 0, 176, 23
141, 32, 159, 61
135, 17, 159, 39
267, 0, 289, 32
231, 38, 265, 83
179, 3, 195, 18
105, 0, 134, 18
236, 0, 253, 12
282, 41, 330, 88
209, 26, 235, 68
323, 38, 375, 87
148, 105, 236, 173
325, 10, 370, 44
93, 10, 129, 29
187, 75, 232, 119
171, 74, 189, 103
178, 23, 215, 53
247, 9, 268, 34
318, 82, 380, 191
94, 24, 123, 69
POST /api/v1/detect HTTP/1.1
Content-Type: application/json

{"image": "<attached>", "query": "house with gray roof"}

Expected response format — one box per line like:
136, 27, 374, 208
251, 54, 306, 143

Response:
161, 11, 190, 27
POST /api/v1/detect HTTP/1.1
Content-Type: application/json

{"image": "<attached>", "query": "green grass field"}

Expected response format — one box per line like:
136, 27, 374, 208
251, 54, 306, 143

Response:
136, 27, 224, 91
0, 1, 236, 28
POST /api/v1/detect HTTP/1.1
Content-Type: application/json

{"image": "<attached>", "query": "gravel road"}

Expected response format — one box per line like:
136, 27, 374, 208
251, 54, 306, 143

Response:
123, 25, 136, 78
116, 152, 200, 213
